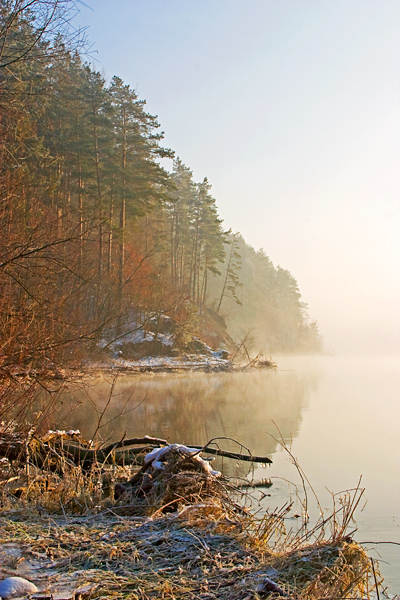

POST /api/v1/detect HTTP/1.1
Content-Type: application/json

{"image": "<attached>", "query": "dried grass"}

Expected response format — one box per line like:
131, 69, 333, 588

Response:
0, 429, 380, 600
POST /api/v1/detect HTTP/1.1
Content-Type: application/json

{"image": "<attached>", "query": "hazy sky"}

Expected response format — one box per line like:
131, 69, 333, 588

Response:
73, 1, 400, 355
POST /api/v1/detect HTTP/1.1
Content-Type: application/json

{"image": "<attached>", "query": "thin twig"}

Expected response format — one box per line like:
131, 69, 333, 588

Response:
370, 557, 380, 600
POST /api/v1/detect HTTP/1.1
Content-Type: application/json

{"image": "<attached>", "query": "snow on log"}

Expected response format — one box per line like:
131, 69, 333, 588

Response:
144, 444, 222, 477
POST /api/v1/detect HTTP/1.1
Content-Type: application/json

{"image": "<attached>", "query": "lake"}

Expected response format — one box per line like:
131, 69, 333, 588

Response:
48, 355, 400, 593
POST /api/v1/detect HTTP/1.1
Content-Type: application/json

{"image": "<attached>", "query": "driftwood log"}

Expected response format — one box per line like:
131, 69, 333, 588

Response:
0, 432, 273, 474
0, 433, 168, 472
190, 445, 272, 464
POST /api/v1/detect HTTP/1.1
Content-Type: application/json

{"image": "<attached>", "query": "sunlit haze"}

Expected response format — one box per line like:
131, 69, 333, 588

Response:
73, 1, 400, 355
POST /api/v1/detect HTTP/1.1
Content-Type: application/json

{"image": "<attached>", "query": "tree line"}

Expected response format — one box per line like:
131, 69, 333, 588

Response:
0, 0, 322, 371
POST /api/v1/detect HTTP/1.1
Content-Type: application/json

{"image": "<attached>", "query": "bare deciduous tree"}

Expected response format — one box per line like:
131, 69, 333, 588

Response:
0, 0, 86, 69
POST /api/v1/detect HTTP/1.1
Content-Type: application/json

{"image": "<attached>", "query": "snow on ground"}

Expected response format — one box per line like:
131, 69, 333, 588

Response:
99, 329, 174, 351
94, 317, 231, 372
87, 352, 232, 372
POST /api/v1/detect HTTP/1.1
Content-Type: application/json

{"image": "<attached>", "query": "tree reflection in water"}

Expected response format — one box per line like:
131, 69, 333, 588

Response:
35, 369, 319, 476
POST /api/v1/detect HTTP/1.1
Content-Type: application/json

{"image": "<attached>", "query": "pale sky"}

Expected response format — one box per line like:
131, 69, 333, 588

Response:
73, 0, 400, 355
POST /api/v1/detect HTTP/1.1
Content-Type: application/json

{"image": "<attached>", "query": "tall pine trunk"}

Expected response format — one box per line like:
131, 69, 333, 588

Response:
117, 108, 127, 333
92, 99, 103, 314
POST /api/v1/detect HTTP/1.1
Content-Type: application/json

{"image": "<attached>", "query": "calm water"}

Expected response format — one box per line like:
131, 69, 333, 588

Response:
47, 356, 400, 593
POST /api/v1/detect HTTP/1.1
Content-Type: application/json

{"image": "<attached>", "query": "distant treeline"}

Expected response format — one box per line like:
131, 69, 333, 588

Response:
0, 0, 322, 368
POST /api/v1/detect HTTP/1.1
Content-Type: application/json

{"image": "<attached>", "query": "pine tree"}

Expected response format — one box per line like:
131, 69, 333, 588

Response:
217, 232, 243, 313
108, 76, 173, 327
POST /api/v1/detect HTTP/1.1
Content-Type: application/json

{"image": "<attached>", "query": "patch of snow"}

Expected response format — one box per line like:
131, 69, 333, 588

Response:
87, 352, 232, 371
121, 330, 155, 345
144, 444, 221, 477
105, 329, 175, 355
0, 577, 38, 599
212, 349, 229, 359
155, 332, 174, 346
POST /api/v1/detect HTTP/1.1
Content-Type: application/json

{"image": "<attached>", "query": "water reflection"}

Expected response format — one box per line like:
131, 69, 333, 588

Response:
39, 368, 320, 462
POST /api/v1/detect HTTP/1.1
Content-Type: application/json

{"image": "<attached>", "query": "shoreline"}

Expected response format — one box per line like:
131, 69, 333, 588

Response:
0, 508, 372, 600
1, 355, 277, 381
0, 433, 375, 600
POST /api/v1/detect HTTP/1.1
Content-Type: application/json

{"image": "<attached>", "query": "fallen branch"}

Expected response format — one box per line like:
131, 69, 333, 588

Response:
190, 445, 272, 464
192, 437, 273, 464
0, 430, 272, 475
100, 436, 168, 454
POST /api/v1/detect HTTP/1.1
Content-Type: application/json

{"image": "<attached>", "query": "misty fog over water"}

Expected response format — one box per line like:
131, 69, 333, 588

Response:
43, 355, 400, 592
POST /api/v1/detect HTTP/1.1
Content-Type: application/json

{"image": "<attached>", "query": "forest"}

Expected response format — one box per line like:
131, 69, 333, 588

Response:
0, 0, 323, 374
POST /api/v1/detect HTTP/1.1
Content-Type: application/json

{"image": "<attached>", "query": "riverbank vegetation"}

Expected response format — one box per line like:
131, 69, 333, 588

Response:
0, 426, 377, 600
1, 0, 322, 386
